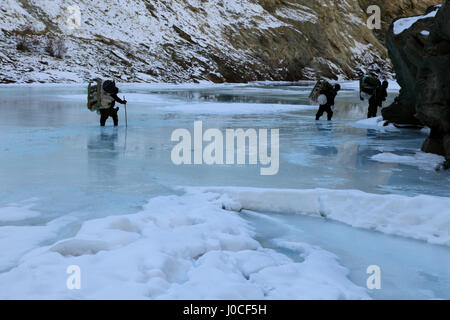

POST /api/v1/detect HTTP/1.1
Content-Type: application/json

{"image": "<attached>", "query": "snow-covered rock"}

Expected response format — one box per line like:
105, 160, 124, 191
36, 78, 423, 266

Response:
393, 7, 440, 35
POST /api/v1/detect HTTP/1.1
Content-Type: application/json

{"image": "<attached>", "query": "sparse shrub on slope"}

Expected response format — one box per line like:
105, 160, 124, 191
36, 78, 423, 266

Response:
15, 26, 34, 52
45, 37, 67, 59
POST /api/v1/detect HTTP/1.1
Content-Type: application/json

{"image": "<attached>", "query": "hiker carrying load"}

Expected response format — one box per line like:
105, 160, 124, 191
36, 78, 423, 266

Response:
360, 76, 388, 118
309, 80, 341, 121
87, 79, 127, 126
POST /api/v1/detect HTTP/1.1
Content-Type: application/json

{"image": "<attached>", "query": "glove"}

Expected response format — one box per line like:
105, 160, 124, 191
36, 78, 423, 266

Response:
123, 100, 127, 105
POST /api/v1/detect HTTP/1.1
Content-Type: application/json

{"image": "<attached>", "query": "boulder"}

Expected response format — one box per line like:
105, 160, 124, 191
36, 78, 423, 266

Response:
383, 1, 450, 165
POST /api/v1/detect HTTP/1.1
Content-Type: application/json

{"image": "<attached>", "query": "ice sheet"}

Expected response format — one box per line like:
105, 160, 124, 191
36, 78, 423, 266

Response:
160, 102, 317, 115
0, 82, 449, 299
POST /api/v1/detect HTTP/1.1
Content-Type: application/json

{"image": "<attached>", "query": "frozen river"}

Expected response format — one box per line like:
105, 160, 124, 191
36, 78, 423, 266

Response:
0, 82, 449, 299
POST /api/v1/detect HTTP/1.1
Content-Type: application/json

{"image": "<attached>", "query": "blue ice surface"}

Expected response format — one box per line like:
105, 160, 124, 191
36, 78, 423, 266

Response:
0, 82, 449, 299
244, 209, 450, 300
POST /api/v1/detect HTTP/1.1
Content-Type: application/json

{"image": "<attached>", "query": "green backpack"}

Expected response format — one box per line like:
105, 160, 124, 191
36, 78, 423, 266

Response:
360, 76, 381, 100
87, 79, 115, 113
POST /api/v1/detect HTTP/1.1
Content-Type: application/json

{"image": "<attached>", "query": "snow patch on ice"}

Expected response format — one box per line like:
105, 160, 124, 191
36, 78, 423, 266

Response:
0, 200, 40, 222
371, 152, 445, 171
0, 191, 369, 299
188, 187, 450, 247
352, 116, 399, 131
0, 216, 75, 272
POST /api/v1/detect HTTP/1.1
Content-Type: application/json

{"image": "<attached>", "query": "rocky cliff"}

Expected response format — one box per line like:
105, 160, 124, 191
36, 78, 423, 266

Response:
382, 1, 450, 167
0, 0, 439, 83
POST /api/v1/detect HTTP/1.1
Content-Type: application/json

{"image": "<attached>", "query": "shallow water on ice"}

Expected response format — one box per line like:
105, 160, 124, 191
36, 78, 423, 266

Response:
0, 82, 449, 299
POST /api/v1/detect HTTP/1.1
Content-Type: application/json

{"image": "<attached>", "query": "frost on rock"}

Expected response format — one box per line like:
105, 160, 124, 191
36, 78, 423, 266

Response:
393, 7, 440, 35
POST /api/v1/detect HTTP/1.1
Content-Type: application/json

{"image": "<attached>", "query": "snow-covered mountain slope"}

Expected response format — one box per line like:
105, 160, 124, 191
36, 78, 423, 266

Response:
0, 0, 441, 83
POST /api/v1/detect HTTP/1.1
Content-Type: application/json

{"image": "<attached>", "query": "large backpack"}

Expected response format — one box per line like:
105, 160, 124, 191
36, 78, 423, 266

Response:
87, 79, 115, 112
309, 80, 333, 103
360, 76, 381, 100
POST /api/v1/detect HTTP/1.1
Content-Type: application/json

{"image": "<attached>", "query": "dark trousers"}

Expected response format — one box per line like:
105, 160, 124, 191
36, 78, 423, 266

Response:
368, 99, 378, 118
100, 107, 118, 126
316, 105, 333, 121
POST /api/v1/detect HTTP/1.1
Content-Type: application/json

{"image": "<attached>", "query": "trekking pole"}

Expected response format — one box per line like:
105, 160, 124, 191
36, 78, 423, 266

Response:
123, 95, 128, 128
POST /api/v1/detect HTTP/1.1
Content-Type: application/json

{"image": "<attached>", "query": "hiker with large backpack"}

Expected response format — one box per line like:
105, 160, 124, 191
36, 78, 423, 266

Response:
368, 80, 388, 118
360, 76, 388, 118
87, 79, 127, 126
313, 82, 341, 121
100, 80, 127, 126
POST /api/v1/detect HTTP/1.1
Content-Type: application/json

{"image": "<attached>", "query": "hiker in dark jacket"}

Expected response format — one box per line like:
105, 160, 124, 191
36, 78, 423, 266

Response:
316, 84, 341, 121
100, 82, 127, 127
367, 81, 388, 118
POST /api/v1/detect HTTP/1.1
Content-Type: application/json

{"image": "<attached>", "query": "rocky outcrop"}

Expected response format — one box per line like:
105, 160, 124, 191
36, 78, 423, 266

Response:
0, 0, 439, 83
383, 1, 450, 166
